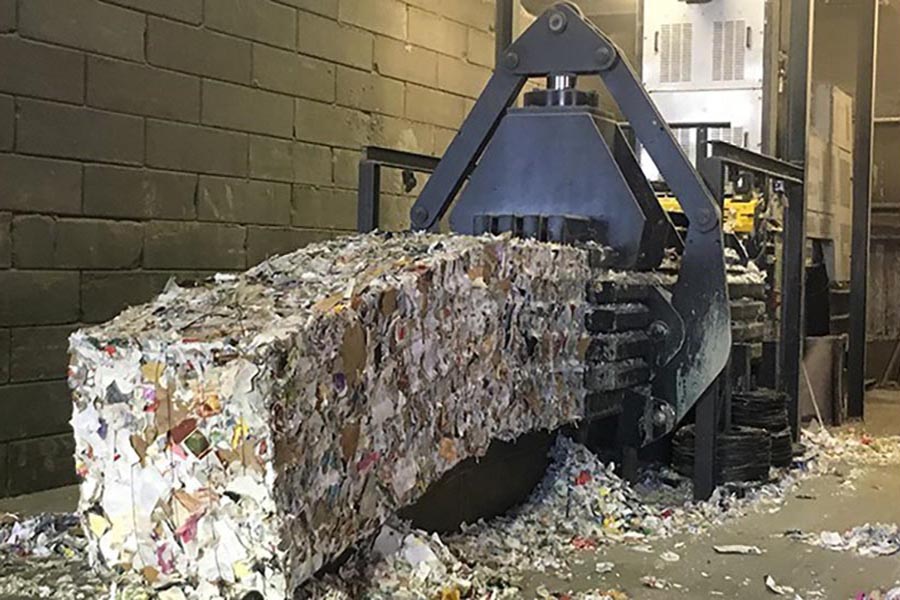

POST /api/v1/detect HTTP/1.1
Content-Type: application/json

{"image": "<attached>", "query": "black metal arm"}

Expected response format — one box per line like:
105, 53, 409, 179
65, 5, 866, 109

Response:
409, 68, 524, 229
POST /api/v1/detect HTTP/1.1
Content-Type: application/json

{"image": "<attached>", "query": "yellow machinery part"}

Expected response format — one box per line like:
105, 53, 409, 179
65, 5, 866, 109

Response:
656, 194, 760, 234
725, 197, 759, 234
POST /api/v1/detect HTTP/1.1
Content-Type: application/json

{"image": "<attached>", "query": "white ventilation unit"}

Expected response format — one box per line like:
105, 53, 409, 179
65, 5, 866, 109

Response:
643, 0, 763, 92
712, 20, 747, 82
709, 126, 747, 148
659, 22, 693, 83
640, 0, 765, 180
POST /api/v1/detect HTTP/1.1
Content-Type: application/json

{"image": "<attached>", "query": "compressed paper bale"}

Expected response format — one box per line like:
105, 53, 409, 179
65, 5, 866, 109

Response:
68, 233, 595, 598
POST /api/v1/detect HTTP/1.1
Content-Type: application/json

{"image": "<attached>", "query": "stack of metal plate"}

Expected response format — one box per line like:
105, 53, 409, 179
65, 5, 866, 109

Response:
732, 389, 792, 467
671, 425, 773, 483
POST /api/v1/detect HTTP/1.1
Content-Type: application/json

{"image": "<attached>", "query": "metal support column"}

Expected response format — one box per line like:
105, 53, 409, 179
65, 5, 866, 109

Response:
848, 0, 880, 419
782, 182, 806, 439
693, 380, 718, 501
495, 0, 514, 68
357, 161, 381, 233
760, 341, 778, 389
781, 0, 814, 440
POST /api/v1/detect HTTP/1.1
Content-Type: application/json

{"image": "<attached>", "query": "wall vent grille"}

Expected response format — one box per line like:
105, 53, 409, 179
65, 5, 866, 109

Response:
660, 22, 693, 83
713, 20, 746, 81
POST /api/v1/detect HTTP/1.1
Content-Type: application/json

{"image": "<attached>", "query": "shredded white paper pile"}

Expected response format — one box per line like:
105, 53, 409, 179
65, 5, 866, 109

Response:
68, 233, 595, 598
790, 523, 900, 557
0, 513, 83, 559
301, 434, 814, 598
315, 422, 900, 598
803, 427, 900, 467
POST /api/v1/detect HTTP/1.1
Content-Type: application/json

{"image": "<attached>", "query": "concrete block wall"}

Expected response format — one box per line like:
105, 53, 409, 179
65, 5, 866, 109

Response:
0, 0, 496, 497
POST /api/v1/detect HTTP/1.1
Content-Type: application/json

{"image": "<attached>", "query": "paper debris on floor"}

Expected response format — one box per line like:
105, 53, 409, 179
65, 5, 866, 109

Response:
659, 550, 680, 562
765, 574, 795, 595
595, 561, 615, 574
300, 432, 820, 598
867, 586, 900, 600
0, 513, 83, 559
640, 575, 671, 589
803, 427, 900, 467
713, 544, 764, 555
792, 523, 900, 557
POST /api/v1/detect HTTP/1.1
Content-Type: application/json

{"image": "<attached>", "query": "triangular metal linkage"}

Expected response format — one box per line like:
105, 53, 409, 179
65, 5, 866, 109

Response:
409, 1, 732, 441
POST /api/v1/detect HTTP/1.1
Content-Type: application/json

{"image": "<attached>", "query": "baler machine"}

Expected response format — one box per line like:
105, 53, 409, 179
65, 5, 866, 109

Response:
360, 2, 735, 501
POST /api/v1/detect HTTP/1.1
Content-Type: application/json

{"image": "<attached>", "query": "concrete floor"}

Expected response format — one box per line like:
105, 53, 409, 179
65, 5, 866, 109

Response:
0, 485, 77, 517
526, 463, 900, 598
527, 390, 900, 599
862, 388, 900, 435
3, 391, 900, 599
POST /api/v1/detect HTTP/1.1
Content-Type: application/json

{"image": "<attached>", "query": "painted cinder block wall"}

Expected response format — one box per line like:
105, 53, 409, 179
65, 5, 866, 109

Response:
0, 0, 498, 497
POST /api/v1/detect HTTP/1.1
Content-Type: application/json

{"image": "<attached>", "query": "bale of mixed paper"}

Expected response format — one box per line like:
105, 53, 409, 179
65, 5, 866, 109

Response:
68, 233, 596, 598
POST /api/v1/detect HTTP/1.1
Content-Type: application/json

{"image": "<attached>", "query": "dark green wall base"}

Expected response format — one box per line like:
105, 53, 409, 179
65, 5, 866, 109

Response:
1, 431, 76, 498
